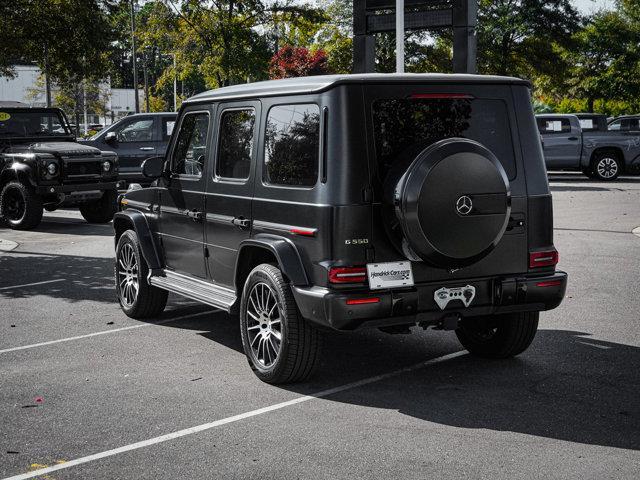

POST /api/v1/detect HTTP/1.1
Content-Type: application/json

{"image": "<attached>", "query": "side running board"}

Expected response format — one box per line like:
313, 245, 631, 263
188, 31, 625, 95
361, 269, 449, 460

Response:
149, 269, 236, 311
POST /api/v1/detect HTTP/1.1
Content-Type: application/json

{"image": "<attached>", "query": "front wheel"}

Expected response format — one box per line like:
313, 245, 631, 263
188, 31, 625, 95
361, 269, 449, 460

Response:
455, 312, 539, 359
80, 190, 117, 223
0, 181, 43, 230
239, 264, 321, 384
115, 229, 168, 319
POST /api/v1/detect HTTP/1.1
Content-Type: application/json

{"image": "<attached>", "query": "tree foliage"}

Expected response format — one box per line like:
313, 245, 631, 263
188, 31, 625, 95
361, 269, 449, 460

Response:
269, 46, 329, 79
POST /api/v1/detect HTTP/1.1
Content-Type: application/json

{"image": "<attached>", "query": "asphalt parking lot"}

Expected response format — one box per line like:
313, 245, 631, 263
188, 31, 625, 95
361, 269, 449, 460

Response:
1, 172, 639, 479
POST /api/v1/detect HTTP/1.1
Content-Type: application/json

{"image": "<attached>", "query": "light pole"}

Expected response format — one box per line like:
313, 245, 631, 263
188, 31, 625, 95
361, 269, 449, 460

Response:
130, 0, 140, 113
173, 53, 178, 112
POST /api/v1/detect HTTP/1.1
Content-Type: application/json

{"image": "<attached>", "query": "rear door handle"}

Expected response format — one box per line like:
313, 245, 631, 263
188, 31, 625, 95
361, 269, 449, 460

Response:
567, 136, 579, 141
139, 147, 154, 151
232, 217, 251, 229
186, 210, 203, 222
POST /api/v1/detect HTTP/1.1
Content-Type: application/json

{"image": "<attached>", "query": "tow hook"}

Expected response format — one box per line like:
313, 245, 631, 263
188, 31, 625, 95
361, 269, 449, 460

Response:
435, 313, 462, 331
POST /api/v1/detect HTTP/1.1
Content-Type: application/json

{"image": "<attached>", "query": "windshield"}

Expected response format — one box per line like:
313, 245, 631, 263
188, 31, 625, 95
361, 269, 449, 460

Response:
372, 97, 516, 180
0, 110, 71, 138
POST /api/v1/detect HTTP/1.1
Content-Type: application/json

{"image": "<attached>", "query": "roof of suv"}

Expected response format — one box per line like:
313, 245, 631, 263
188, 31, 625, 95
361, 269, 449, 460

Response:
185, 73, 530, 104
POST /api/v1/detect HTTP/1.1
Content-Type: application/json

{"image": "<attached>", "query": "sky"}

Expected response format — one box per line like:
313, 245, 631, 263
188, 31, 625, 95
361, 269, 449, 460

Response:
572, 0, 616, 13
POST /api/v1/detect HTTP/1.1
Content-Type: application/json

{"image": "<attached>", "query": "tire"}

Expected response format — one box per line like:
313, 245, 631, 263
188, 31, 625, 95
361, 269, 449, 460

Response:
455, 312, 539, 359
591, 152, 622, 181
0, 181, 43, 230
115, 229, 168, 319
80, 190, 117, 223
581, 167, 596, 179
239, 264, 321, 384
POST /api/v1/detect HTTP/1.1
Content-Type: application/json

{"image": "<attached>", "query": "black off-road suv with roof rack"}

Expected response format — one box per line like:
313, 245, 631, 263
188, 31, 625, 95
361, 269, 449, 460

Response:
113, 74, 567, 384
0, 104, 119, 229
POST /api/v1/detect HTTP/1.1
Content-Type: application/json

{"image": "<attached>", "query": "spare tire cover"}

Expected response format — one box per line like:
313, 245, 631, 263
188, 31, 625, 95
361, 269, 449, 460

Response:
386, 138, 511, 269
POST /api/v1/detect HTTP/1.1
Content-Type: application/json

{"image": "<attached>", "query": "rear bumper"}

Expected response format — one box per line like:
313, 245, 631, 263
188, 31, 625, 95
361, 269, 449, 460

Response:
292, 271, 568, 331
36, 181, 118, 195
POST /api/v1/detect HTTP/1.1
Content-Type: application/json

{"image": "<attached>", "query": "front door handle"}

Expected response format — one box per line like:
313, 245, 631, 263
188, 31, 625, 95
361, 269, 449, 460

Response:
567, 136, 579, 141
139, 147, 154, 151
186, 210, 203, 222
232, 217, 251, 229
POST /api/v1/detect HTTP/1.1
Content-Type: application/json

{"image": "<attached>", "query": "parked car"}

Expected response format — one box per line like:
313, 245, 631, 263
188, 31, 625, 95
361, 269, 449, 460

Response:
536, 113, 640, 180
114, 74, 567, 384
608, 115, 640, 132
80, 112, 176, 187
0, 104, 119, 230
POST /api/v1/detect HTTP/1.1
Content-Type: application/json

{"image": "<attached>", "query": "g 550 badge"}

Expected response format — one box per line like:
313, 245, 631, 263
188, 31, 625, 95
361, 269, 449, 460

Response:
345, 238, 369, 245
0, 112, 11, 121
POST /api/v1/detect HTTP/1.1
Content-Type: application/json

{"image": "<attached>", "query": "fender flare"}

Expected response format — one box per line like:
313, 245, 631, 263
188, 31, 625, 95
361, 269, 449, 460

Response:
237, 234, 309, 287
113, 210, 163, 271
1, 162, 36, 188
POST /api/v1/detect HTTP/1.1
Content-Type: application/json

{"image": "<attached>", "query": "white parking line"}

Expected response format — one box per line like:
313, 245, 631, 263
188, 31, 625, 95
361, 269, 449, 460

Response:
577, 341, 611, 350
0, 311, 213, 354
0, 278, 65, 291
2, 350, 467, 480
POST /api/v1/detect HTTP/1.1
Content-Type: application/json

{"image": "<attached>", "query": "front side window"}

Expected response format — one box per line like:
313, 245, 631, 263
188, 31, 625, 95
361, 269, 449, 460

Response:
116, 118, 154, 142
373, 97, 516, 179
609, 118, 640, 131
172, 112, 209, 177
264, 104, 320, 187
216, 109, 255, 179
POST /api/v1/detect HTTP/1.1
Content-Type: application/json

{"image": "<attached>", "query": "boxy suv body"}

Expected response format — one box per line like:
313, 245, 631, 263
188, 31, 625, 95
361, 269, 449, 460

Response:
113, 74, 567, 384
0, 105, 119, 229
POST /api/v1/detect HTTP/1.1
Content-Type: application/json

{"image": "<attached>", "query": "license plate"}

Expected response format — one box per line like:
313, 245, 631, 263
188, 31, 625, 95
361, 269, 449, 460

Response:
366, 261, 414, 290
433, 285, 476, 310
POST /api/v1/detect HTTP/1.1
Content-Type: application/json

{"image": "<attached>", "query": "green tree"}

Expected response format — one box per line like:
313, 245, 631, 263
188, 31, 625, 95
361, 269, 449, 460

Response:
559, 10, 640, 111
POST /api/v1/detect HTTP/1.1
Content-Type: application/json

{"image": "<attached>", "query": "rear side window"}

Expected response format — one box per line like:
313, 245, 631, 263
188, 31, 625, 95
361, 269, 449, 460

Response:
216, 109, 255, 180
264, 104, 320, 187
536, 118, 571, 134
373, 98, 516, 180
163, 118, 176, 140
172, 112, 209, 177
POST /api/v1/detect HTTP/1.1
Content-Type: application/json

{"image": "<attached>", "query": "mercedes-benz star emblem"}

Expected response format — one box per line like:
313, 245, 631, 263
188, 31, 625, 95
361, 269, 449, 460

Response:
456, 195, 473, 215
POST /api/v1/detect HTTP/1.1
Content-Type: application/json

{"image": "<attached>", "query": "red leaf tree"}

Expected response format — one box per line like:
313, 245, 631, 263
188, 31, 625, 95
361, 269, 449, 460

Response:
268, 45, 330, 79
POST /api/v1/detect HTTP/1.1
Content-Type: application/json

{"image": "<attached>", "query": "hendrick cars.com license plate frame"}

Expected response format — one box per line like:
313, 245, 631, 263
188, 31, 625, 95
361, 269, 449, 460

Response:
366, 261, 414, 290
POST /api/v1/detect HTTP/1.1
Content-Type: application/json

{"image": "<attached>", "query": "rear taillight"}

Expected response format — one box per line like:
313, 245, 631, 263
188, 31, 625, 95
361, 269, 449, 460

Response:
328, 266, 367, 284
529, 249, 559, 268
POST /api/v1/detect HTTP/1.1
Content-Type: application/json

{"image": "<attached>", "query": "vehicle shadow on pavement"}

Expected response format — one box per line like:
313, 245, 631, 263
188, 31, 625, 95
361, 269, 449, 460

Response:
309, 329, 640, 452
35, 217, 114, 236
0, 251, 116, 302
153, 312, 640, 451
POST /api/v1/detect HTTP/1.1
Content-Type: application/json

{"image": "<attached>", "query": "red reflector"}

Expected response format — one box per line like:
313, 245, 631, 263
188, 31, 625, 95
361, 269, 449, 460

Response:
329, 267, 367, 284
529, 249, 559, 268
346, 297, 380, 305
536, 280, 562, 288
409, 93, 474, 100
289, 227, 316, 237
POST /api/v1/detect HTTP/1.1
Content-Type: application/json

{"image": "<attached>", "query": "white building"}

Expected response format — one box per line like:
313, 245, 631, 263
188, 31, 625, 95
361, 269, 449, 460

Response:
0, 65, 144, 126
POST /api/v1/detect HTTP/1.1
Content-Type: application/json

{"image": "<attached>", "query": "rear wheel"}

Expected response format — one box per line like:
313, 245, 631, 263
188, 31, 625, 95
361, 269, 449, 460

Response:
115, 229, 168, 319
0, 181, 43, 230
239, 264, 321, 384
80, 190, 117, 223
592, 152, 621, 181
455, 312, 539, 359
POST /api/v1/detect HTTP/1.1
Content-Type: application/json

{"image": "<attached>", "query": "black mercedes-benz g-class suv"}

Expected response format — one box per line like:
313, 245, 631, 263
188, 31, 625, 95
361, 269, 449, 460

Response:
113, 74, 568, 384
0, 105, 119, 229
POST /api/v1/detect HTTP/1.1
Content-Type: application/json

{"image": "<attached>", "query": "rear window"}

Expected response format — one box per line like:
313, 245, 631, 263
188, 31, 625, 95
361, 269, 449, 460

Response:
537, 117, 571, 134
372, 98, 516, 180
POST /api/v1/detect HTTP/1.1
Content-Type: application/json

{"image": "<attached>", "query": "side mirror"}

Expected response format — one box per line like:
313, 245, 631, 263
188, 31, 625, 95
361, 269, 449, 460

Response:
104, 131, 117, 143
141, 156, 166, 178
